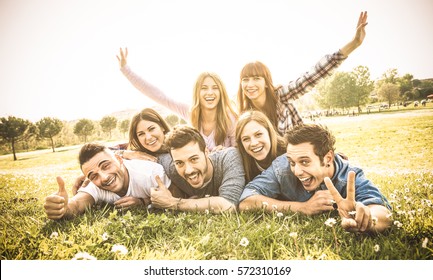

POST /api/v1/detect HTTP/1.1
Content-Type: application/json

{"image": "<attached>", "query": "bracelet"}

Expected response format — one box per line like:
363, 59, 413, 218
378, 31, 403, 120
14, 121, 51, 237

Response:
115, 150, 124, 158
175, 198, 182, 210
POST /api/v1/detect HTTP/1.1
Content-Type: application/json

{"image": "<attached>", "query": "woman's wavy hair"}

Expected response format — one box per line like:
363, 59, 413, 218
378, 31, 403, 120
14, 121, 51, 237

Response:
235, 110, 287, 182
190, 72, 238, 145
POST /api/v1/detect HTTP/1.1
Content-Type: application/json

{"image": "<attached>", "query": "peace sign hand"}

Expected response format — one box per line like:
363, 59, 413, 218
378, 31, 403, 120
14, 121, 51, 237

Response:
324, 170, 372, 232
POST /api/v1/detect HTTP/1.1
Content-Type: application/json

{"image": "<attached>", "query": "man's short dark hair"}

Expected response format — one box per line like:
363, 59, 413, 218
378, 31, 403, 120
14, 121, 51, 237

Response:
79, 142, 107, 167
285, 124, 336, 162
165, 125, 206, 152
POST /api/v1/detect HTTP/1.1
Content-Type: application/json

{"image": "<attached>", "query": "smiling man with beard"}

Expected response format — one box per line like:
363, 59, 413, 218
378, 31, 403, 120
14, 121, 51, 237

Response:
153, 125, 245, 213
43, 142, 171, 220
239, 124, 392, 234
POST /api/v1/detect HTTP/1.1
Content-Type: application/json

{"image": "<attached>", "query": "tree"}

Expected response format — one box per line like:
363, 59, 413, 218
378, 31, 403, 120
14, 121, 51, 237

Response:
322, 72, 356, 111
73, 119, 95, 142
100, 116, 117, 139
377, 68, 399, 87
351, 66, 374, 111
377, 82, 400, 107
36, 117, 63, 152
165, 114, 187, 127
165, 114, 180, 127
119, 119, 130, 138
0, 116, 33, 160
418, 79, 433, 99
398, 73, 414, 101
315, 78, 332, 110
22, 123, 38, 151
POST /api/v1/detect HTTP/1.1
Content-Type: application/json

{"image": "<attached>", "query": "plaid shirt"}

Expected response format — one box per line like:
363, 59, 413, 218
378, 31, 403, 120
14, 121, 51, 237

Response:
276, 50, 346, 135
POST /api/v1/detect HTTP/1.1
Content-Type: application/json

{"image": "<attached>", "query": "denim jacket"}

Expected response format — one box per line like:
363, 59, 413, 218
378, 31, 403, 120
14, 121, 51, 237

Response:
239, 153, 390, 209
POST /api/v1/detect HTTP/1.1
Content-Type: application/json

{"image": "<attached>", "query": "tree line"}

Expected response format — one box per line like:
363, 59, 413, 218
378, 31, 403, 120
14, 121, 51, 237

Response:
0, 114, 186, 160
2, 66, 432, 160
314, 66, 433, 114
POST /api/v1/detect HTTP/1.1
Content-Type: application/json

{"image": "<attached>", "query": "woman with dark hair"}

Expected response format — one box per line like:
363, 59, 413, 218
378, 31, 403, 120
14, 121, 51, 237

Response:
237, 12, 368, 135
72, 108, 170, 193
120, 107, 170, 160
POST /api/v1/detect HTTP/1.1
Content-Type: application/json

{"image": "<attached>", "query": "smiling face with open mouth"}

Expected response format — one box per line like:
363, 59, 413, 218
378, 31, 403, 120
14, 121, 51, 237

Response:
240, 120, 271, 163
241, 76, 266, 103
136, 119, 165, 153
199, 76, 221, 110
81, 151, 128, 196
286, 142, 333, 192
171, 141, 213, 189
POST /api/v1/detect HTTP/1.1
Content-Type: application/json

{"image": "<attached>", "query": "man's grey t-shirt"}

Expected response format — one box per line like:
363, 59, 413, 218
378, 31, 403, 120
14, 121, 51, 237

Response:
157, 147, 245, 206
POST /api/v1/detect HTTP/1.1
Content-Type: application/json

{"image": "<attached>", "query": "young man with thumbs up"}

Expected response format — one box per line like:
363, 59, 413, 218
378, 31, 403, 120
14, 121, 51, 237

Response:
151, 125, 246, 213
43, 142, 171, 220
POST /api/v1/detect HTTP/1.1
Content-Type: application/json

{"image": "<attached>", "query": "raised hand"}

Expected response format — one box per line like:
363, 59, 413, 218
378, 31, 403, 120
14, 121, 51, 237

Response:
44, 176, 69, 220
353, 11, 368, 48
116, 47, 128, 68
340, 11, 368, 57
324, 170, 372, 232
151, 175, 177, 209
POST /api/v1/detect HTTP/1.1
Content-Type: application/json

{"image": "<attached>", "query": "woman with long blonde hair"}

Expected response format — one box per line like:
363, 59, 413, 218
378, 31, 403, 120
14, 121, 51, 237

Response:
117, 49, 237, 152
236, 110, 286, 182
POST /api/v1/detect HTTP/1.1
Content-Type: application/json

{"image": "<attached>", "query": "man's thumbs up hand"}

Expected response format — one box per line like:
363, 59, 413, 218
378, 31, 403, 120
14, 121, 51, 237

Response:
44, 176, 69, 220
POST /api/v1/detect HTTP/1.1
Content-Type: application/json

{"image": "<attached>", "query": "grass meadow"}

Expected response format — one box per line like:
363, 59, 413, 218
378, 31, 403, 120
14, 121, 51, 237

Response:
1, 106, 432, 261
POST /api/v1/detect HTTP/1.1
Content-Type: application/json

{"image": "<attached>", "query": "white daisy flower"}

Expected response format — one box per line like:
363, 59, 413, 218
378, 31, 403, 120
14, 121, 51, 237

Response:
422, 237, 428, 248
111, 244, 128, 255
325, 218, 337, 227
239, 237, 249, 247
72, 251, 97, 260
101, 232, 109, 241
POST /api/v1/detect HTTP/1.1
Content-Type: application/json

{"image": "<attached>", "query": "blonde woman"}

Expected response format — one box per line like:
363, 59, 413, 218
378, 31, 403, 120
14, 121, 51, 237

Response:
117, 49, 237, 152
236, 110, 287, 183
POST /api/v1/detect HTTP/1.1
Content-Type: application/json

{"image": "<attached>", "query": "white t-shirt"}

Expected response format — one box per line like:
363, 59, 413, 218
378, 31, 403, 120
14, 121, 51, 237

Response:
78, 159, 171, 204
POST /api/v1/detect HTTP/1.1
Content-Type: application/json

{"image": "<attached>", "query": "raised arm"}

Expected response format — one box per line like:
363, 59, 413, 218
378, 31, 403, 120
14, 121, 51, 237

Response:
117, 47, 190, 120
279, 11, 368, 103
340, 11, 368, 57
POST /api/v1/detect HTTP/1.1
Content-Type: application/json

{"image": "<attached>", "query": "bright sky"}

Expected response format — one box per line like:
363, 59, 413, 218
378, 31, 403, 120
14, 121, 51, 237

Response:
1, 0, 432, 122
